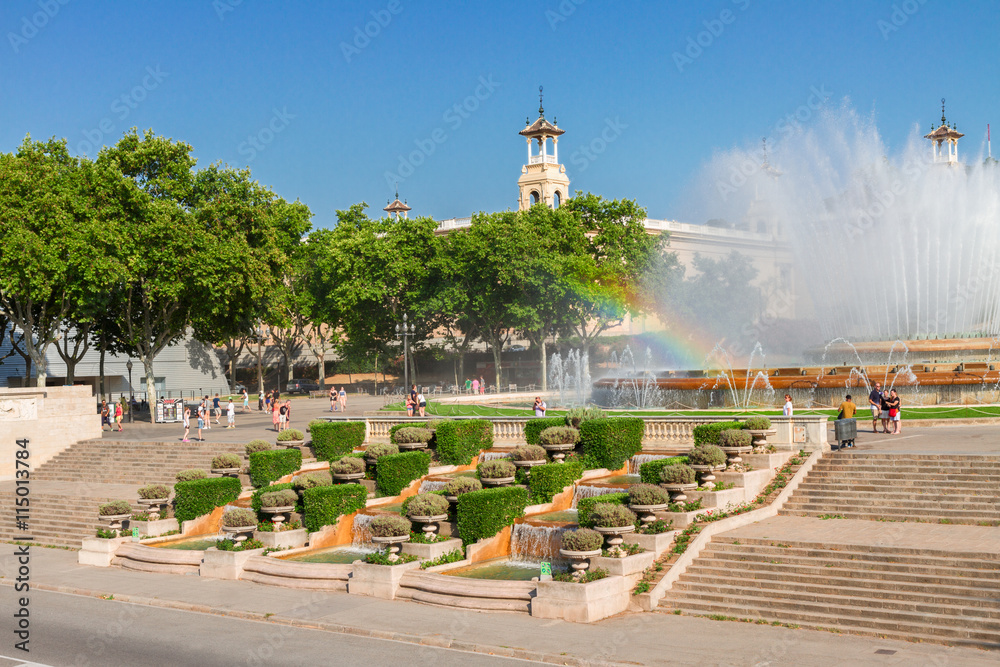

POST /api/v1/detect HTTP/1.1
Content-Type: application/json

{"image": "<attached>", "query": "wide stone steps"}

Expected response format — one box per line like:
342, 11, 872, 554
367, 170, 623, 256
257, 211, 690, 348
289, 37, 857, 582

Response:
703, 541, 1000, 571
782, 495, 998, 513
790, 489, 997, 504
780, 508, 999, 525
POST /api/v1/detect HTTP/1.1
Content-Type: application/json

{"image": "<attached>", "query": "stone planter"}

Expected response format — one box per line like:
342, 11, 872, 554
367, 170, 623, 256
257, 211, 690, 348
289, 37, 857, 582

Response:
210, 467, 241, 478
541, 442, 575, 463
480, 476, 515, 487
396, 442, 429, 451
277, 438, 305, 448
261, 505, 295, 527
407, 513, 448, 541
594, 525, 635, 558
720, 445, 752, 465
79, 536, 129, 567
98, 513, 131, 531
591, 550, 655, 578
629, 503, 667, 527
748, 428, 777, 450
221, 524, 255, 544
371, 534, 410, 562
511, 459, 546, 477
659, 482, 697, 502
532, 576, 629, 623
690, 464, 725, 490
254, 526, 307, 549
137, 497, 169, 520
349, 559, 422, 600
130, 517, 179, 537
331, 471, 365, 483
201, 546, 266, 579
624, 530, 676, 557
558, 548, 602, 579
402, 536, 463, 560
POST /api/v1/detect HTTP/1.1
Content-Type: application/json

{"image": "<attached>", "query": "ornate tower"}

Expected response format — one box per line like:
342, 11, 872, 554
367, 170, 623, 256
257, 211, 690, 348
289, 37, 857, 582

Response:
517, 86, 570, 210
923, 98, 964, 165
383, 186, 412, 220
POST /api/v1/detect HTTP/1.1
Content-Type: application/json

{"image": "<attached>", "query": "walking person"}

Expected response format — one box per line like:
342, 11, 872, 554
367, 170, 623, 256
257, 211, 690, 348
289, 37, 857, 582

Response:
271, 398, 280, 432
278, 401, 288, 432
868, 382, 883, 433
242, 388, 249, 413
100, 400, 110, 431
330, 385, 338, 412
114, 401, 124, 432
464, 378, 472, 394
212, 393, 222, 424
182, 407, 191, 442
479, 376, 486, 394
887, 389, 902, 434
417, 390, 426, 417
471, 377, 480, 395
196, 401, 206, 441
782, 394, 794, 417
338, 386, 347, 412
263, 390, 270, 412
284, 399, 292, 428
226, 397, 236, 429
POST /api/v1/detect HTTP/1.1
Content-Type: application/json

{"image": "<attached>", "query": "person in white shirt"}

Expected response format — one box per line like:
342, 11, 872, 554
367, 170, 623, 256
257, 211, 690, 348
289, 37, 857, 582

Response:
226, 398, 236, 429
533, 396, 547, 417
417, 392, 427, 417
783, 394, 793, 417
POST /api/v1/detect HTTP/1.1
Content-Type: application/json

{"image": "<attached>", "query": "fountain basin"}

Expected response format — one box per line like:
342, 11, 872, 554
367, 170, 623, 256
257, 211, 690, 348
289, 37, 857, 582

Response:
442, 559, 542, 581
281, 546, 375, 564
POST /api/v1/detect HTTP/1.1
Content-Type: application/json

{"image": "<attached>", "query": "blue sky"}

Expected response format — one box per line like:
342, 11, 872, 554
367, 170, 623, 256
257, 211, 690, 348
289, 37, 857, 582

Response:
2, 0, 998, 229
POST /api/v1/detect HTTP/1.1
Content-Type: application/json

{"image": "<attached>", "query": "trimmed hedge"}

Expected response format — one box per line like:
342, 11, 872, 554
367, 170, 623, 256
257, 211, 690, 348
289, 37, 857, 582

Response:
174, 477, 242, 524
576, 492, 628, 528
301, 483, 367, 533
578, 417, 644, 470
527, 462, 584, 504
310, 421, 365, 461
456, 486, 529, 546
376, 450, 431, 496
250, 482, 298, 519
524, 417, 565, 445
692, 421, 743, 446
248, 449, 302, 488
638, 456, 688, 485
435, 419, 492, 465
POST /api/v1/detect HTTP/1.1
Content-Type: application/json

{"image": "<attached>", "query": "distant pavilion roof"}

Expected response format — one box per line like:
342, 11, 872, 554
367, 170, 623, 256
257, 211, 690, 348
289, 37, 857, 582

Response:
384, 198, 411, 213
924, 124, 964, 141
520, 115, 564, 138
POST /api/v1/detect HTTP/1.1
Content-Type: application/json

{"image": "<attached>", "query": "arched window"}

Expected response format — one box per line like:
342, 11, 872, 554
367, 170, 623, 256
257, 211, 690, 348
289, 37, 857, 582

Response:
553, 190, 561, 208
530, 190, 540, 205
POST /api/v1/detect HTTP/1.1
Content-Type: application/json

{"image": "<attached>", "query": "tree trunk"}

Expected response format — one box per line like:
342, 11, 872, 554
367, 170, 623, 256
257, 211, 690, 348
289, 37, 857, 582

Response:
540, 339, 548, 391
99, 342, 106, 400
30, 349, 46, 388
490, 341, 503, 390
143, 356, 157, 408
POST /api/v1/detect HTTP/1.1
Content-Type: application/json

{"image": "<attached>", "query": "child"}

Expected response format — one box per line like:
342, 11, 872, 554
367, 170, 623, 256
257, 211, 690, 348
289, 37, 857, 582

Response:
226, 397, 235, 429
182, 407, 191, 442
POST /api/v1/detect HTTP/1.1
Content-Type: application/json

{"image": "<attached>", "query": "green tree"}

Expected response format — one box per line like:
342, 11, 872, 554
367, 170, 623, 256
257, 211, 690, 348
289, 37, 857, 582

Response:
667, 251, 763, 343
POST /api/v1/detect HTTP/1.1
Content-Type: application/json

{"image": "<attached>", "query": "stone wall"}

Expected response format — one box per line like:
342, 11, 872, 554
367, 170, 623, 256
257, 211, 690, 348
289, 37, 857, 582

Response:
0, 385, 102, 481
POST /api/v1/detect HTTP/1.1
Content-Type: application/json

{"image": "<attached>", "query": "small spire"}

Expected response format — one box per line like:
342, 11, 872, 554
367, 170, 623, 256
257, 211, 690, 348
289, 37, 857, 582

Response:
761, 137, 768, 163
538, 85, 544, 117
941, 97, 946, 125
525, 116, 530, 126
553, 116, 557, 126
394, 181, 399, 200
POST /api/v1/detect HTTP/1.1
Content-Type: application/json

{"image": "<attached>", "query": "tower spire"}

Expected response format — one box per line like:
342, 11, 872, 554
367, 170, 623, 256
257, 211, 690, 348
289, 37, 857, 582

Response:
941, 98, 946, 125
538, 85, 544, 117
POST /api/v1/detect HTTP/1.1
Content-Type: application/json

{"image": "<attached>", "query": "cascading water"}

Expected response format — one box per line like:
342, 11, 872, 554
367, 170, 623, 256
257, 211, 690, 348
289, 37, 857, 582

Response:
628, 454, 668, 475
352, 513, 375, 547
704, 342, 775, 408
571, 485, 627, 508
418, 480, 448, 493
509, 523, 568, 562
549, 349, 591, 406
601, 345, 667, 409
479, 451, 511, 462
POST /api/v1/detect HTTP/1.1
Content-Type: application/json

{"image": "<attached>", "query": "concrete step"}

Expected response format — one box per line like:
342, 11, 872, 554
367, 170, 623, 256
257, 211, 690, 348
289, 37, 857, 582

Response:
697, 548, 1000, 578
779, 508, 999, 525
782, 494, 999, 511
705, 542, 1000, 571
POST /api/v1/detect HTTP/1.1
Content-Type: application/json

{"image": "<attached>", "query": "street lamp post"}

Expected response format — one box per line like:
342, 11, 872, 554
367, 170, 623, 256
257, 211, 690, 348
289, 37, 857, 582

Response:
395, 313, 416, 394
126, 360, 134, 423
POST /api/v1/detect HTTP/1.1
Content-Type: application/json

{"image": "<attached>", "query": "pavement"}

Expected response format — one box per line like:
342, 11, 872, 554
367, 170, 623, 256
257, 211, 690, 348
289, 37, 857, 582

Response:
0, 547, 994, 667
828, 423, 1000, 455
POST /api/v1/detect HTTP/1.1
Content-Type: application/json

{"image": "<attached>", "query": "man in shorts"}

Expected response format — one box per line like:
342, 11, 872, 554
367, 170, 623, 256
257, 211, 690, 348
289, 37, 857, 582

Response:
226, 397, 236, 429
868, 383, 883, 433
837, 394, 857, 448
278, 401, 288, 431
212, 393, 222, 424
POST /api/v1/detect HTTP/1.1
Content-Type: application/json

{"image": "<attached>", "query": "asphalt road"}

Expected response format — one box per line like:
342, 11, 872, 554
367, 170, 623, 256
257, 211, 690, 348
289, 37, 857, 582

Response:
0, 589, 543, 667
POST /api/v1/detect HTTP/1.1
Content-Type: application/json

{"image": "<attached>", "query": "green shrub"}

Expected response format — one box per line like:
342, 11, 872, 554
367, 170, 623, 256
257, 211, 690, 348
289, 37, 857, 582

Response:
660, 464, 697, 485
301, 484, 367, 532
276, 428, 305, 442
176, 469, 208, 482
524, 417, 565, 444
560, 528, 603, 552
376, 451, 431, 496
527, 462, 584, 504
538, 426, 580, 446
392, 427, 433, 444
98, 500, 132, 516
509, 444, 547, 462
444, 476, 482, 497
221, 508, 256, 527
211, 453, 242, 470
310, 422, 365, 461
565, 406, 607, 428
173, 477, 241, 524
692, 421, 743, 446
590, 503, 637, 528
688, 445, 726, 468
292, 472, 331, 490
330, 457, 365, 475
250, 482, 298, 518
248, 449, 303, 488
742, 416, 772, 430
719, 429, 752, 448
435, 420, 492, 465
628, 483, 670, 506
456, 486, 529, 546
638, 456, 688, 484
405, 493, 450, 517
577, 492, 628, 527
578, 418, 644, 470
137, 484, 169, 500
260, 489, 298, 508
365, 443, 399, 461
425, 419, 447, 431
245, 439, 272, 456
370, 514, 411, 537
477, 459, 516, 480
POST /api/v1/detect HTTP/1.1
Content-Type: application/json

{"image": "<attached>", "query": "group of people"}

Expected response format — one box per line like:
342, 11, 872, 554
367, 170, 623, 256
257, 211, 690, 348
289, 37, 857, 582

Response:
406, 385, 427, 417
868, 382, 903, 434
464, 376, 487, 394
99, 399, 126, 432
329, 386, 348, 412
182, 394, 237, 442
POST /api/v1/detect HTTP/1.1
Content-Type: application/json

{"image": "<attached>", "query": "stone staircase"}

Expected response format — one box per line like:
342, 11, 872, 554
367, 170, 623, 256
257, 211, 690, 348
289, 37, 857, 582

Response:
780, 453, 1000, 525
659, 534, 1000, 647
0, 439, 246, 548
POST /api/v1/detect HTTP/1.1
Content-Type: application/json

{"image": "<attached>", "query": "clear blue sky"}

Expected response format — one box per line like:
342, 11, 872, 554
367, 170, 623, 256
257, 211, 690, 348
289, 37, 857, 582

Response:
2, 0, 998, 229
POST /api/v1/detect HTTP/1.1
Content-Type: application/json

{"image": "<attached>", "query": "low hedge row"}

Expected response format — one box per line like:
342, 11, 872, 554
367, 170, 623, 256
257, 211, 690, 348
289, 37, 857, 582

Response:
250, 482, 298, 520
527, 462, 584, 504
578, 417, 643, 470
310, 421, 365, 461
638, 456, 688, 485
576, 492, 629, 528
524, 417, 565, 445
248, 449, 302, 488
173, 477, 241, 524
435, 420, 492, 465
692, 421, 743, 446
301, 483, 368, 533
456, 486, 529, 546
376, 450, 431, 496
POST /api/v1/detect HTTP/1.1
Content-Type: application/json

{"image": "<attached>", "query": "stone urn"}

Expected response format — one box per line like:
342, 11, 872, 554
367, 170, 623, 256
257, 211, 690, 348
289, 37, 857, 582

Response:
480, 475, 515, 488
331, 471, 366, 484
261, 505, 295, 527
396, 442, 428, 452
558, 547, 602, 580
690, 464, 725, 490
137, 496, 169, 520
748, 429, 777, 451
99, 513, 131, 531
629, 503, 668, 527
594, 525, 636, 558
541, 443, 575, 464
221, 524, 255, 544
371, 534, 410, 562
277, 438, 305, 448
659, 482, 697, 503
720, 444, 752, 465
511, 459, 546, 478
408, 514, 448, 541
210, 466, 241, 478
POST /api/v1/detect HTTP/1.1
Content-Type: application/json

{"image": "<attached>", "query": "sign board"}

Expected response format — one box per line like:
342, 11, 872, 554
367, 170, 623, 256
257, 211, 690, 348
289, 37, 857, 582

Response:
540, 561, 551, 576
132, 526, 140, 542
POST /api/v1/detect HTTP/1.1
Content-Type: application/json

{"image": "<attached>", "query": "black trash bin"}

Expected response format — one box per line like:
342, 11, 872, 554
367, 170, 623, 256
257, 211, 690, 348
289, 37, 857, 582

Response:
834, 418, 857, 448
